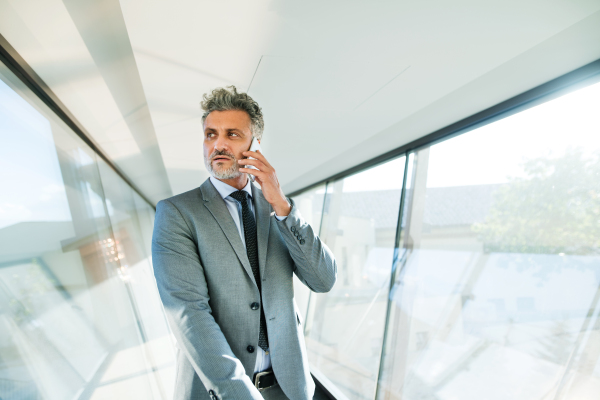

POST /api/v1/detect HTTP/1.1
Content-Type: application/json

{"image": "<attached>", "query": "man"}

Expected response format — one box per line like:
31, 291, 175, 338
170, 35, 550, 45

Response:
152, 86, 337, 400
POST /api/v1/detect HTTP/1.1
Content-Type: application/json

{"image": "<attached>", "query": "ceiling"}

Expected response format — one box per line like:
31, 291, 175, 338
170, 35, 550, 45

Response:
2, 0, 600, 203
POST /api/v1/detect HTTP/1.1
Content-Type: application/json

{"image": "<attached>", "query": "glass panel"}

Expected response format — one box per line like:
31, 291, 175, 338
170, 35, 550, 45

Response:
291, 184, 327, 321
377, 78, 600, 400
97, 158, 176, 398
0, 60, 167, 398
306, 157, 406, 399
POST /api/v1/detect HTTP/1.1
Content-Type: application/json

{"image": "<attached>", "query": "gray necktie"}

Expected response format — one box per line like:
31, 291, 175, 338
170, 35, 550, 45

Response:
229, 190, 269, 352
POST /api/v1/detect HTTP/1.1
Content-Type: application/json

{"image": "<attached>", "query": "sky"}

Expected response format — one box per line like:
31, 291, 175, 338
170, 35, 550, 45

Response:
427, 80, 600, 188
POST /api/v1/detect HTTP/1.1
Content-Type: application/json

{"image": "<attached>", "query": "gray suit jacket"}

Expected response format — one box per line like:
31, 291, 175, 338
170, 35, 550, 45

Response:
152, 179, 337, 400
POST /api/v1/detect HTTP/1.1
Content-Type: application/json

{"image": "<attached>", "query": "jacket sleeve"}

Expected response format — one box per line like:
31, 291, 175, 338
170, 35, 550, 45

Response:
151, 199, 262, 400
275, 198, 337, 293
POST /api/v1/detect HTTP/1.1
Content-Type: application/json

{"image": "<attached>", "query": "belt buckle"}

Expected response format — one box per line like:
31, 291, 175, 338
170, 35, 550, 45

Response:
254, 370, 277, 392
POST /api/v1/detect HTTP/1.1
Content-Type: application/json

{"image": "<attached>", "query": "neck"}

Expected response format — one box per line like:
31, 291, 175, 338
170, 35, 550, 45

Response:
215, 174, 248, 190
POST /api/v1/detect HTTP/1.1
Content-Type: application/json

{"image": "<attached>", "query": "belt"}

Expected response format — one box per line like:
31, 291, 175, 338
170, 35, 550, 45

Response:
253, 369, 277, 392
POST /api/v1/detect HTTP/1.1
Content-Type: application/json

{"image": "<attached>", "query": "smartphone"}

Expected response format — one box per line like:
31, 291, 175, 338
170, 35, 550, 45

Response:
247, 137, 262, 181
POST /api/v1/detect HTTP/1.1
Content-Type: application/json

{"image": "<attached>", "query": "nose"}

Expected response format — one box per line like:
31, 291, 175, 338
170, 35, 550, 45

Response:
213, 135, 229, 152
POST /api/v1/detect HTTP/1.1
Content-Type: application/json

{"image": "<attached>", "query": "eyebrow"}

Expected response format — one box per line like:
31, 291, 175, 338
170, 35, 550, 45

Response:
204, 127, 247, 136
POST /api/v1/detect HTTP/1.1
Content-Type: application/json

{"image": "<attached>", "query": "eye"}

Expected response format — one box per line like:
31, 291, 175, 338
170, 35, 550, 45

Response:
229, 132, 239, 137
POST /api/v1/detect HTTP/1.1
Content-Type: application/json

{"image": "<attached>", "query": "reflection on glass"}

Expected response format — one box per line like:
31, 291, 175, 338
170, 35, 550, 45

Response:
291, 184, 327, 321
377, 80, 600, 400
0, 62, 172, 398
306, 157, 406, 399
97, 158, 176, 397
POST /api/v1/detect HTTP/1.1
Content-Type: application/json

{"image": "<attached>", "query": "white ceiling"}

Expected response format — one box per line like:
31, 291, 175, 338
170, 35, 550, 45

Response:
3, 0, 600, 202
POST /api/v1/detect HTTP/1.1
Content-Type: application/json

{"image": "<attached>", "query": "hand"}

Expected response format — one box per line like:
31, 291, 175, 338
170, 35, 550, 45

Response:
238, 150, 291, 217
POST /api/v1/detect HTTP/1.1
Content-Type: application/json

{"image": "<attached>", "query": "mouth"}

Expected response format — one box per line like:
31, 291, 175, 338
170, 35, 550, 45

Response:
212, 156, 232, 162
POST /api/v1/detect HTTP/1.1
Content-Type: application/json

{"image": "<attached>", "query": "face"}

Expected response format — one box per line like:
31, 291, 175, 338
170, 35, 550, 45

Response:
203, 110, 253, 181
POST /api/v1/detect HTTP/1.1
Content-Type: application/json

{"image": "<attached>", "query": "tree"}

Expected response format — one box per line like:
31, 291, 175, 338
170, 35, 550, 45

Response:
473, 148, 600, 255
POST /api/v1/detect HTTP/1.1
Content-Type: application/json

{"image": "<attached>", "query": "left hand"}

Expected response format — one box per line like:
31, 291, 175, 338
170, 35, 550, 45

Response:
239, 150, 291, 217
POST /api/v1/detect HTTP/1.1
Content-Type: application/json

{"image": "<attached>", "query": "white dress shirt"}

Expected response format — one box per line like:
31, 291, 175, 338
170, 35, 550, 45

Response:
209, 176, 286, 374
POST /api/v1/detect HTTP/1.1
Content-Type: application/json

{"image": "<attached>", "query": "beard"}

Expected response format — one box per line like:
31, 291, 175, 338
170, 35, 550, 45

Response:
205, 149, 243, 180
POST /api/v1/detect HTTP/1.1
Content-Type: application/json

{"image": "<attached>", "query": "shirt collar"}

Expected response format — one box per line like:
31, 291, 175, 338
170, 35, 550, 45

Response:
210, 176, 253, 201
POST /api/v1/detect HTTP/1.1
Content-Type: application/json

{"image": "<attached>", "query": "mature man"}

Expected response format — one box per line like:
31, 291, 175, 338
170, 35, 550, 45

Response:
152, 86, 337, 400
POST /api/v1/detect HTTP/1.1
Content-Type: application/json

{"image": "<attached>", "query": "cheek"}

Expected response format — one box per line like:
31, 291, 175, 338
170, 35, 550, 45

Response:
230, 145, 245, 160
203, 143, 213, 158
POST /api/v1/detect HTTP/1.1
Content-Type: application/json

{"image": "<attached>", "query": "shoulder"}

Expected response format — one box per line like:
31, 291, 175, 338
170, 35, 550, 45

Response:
154, 185, 207, 233
157, 185, 204, 212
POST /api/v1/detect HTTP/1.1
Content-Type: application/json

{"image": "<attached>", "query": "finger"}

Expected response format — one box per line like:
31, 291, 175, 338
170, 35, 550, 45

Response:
239, 167, 267, 179
243, 150, 272, 169
238, 158, 268, 170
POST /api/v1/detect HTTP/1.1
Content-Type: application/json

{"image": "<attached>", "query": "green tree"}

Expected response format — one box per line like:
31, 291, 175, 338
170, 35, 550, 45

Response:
474, 148, 600, 255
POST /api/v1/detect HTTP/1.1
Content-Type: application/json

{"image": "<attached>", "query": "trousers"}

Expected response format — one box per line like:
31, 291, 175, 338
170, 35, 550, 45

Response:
261, 384, 290, 400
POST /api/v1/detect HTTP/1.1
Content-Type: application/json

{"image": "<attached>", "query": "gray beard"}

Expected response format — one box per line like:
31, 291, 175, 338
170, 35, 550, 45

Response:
205, 157, 243, 180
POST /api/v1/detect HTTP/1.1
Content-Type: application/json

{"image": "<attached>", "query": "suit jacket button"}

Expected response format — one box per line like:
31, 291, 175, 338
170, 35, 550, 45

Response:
298, 235, 302, 240
291, 226, 296, 232
247, 345, 255, 353
208, 390, 215, 395
251, 302, 259, 310
300, 239, 305, 245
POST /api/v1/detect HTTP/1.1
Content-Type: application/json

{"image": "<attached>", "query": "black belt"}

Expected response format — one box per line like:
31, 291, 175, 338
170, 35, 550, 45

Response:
253, 369, 277, 392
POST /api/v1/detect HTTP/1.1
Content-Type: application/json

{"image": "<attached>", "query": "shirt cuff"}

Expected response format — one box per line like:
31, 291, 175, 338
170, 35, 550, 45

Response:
274, 214, 287, 221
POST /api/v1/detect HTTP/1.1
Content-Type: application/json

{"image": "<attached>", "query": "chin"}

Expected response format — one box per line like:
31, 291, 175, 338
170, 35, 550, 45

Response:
211, 166, 242, 180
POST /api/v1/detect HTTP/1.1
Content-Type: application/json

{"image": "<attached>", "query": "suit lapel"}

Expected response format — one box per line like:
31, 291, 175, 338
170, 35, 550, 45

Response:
200, 179, 256, 287
252, 184, 271, 279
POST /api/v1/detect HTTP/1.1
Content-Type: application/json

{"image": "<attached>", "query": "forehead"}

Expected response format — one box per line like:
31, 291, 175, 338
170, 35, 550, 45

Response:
204, 110, 251, 131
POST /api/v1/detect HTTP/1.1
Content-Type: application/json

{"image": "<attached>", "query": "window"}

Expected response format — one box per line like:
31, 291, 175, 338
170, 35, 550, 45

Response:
377, 78, 600, 400
302, 157, 406, 399
0, 59, 174, 399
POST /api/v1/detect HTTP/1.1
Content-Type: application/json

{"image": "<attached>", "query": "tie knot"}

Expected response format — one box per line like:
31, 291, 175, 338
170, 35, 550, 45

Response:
230, 190, 250, 203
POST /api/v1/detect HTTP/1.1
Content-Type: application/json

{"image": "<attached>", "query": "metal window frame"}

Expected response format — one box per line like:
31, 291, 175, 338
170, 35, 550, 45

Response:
0, 33, 156, 210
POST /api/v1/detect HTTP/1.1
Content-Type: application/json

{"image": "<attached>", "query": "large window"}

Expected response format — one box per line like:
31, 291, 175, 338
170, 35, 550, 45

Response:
294, 157, 406, 399
377, 78, 600, 400
295, 75, 600, 399
0, 60, 174, 398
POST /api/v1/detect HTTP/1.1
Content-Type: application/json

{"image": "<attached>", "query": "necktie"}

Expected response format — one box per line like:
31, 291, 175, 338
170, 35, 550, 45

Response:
229, 190, 269, 352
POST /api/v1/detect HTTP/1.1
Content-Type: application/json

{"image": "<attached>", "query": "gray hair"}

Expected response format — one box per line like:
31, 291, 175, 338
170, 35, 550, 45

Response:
200, 86, 264, 140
